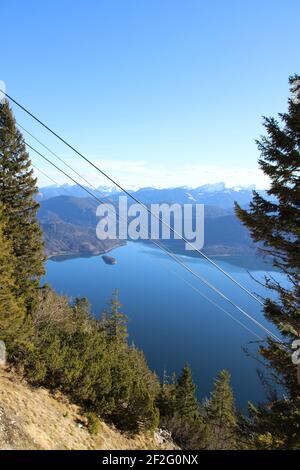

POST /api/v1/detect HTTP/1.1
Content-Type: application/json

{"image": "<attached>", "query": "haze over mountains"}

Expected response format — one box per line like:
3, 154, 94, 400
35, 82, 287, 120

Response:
38, 183, 264, 257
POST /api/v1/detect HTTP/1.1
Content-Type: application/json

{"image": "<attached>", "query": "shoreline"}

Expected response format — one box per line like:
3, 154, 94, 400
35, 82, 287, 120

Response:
46, 244, 255, 262
46, 241, 126, 261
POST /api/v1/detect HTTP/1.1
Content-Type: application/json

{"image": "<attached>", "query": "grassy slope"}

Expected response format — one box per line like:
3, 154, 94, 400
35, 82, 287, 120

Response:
0, 367, 175, 450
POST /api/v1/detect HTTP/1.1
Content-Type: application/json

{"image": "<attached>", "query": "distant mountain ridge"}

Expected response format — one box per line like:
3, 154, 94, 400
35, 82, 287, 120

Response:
38, 182, 270, 210
37, 183, 267, 256
38, 192, 255, 257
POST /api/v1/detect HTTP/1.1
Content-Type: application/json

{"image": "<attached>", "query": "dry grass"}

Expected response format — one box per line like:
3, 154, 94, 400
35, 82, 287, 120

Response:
0, 366, 175, 450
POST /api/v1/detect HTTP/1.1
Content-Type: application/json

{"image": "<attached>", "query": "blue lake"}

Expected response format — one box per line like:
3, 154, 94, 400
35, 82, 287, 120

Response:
44, 242, 284, 411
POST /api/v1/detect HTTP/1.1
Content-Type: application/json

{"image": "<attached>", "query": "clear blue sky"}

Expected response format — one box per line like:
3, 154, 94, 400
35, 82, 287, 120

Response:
1, 0, 299, 188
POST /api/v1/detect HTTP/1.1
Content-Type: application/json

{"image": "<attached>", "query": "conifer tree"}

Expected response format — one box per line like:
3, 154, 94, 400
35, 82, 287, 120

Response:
0, 203, 29, 352
175, 363, 199, 420
157, 370, 176, 419
0, 100, 44, 311
102, 289, 128, 343
205, 370, 236, 449
161, 365, 208, 449
235, 75, 300, 449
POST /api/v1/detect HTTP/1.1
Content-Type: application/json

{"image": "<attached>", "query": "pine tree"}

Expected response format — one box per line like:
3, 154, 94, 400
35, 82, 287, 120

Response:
120, 348, 160, 432
235, 75, 300, 449
157, 370, 177, 419
0, 203, 29, 352
205, 370, 236, 449
102, 289, 128, 343
161, 365, 208, 449
0, 100, 44, 312
175, 363, 199, 420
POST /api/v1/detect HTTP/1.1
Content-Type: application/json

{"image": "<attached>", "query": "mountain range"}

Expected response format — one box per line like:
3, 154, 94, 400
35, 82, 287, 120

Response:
37, 183, 264, 257
38, 182, 268, 209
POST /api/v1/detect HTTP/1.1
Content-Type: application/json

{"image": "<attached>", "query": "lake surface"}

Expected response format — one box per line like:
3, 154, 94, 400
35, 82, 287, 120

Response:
44, 242, 284, 410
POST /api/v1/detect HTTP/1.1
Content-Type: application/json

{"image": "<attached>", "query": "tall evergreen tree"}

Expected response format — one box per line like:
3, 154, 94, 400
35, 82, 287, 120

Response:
0, 100, 44, 311
162, 365, 208, 449
175, 363, 199, 420
235, 75, 300, 449
157, 370, 177, 419
0, 203, 29, 352
102, 289, 128, 343
205, 370, 236, 449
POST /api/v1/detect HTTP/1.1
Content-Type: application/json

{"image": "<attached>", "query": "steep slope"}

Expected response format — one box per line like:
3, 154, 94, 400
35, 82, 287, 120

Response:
0, 368, 175, 450
38, 196, 124, 256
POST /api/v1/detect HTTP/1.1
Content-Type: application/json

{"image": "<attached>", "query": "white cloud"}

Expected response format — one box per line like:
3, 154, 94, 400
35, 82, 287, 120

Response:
34, 157, 269, 190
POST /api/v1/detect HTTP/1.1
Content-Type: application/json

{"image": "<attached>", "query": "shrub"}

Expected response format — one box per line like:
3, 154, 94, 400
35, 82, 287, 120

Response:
86, 412, 100, 435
